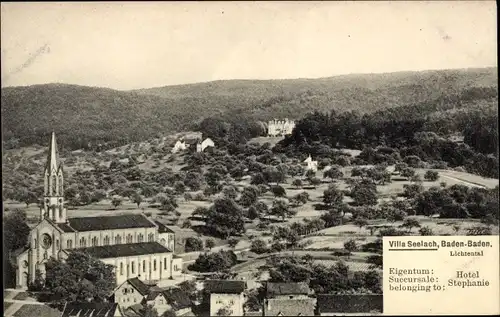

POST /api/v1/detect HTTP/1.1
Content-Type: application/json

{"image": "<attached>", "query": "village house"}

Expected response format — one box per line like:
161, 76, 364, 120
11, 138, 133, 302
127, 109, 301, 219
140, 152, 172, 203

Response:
114, 277, 150, 308
263, 282, 316, 316
171, 139, 187, 153
267, 119, 295, 137
15, 133, 183, 288
315, 294, 384, 316
145, 286, 193, 316
196, 137, 215, 152
205, 280, 247, 316
303, 155, 318, 172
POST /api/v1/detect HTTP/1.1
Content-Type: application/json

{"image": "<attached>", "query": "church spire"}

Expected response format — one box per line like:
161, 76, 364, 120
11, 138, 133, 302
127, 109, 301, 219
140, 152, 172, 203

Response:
46, 131, 60, 172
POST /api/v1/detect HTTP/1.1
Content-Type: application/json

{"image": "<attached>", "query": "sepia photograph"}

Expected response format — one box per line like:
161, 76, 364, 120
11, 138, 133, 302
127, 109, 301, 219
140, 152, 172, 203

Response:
1, 1, 498, 316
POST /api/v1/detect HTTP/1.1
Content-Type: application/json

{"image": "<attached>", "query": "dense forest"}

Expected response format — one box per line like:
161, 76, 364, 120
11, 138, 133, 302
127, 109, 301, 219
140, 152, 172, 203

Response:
2, 68, 497, 151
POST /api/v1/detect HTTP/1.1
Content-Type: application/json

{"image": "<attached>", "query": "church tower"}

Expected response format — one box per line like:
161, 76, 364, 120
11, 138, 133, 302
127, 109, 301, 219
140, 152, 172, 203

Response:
41, 132, 67, 223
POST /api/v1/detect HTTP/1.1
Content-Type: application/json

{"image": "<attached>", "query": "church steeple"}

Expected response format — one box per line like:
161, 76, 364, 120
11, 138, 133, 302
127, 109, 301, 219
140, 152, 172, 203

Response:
42, 132, 66, 223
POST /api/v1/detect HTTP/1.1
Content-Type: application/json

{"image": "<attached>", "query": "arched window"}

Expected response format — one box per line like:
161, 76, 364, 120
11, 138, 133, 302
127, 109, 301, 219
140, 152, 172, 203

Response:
80, 237, 86, 248
115, 235, 122, 244
138, 234, 144, 243
126, 234, 133, 243
131, 262, 135, 274
120, 262, 124, 275
103, 236, 110, 245
164, 257, 167, 270
67, 240, 72, 248
56, 240, 60, 249
92, 237, 98, 246
160, 238, 166, 246
148, 233, 154, 242
59, 205, 63, 219
143, 260, 146, 272
153, 260, 157, 271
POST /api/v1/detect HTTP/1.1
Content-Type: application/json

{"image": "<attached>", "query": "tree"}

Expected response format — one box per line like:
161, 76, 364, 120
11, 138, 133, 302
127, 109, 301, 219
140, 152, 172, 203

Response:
343, 239, 358, 258
292, 179, 303, 188
270, 198, 295, 221
239, 186, 259, 207
131, 192, 143, 208
178, 280, 198, 301
323, 184, 344, 207
228, 238, 239, 249
419, 226, 433, 236
400, 167, 416, 180
19, 189, 38, 207
111, 197, 122, 209
351, 182, 378, 206
4, 209, 30, 252
43, 252, 116, 307
305, 169, 316, 180
188, 250, 237, 272
185, 237, 204, 252
250, 239, 268, 254
271, 185, 287, 198
401, 218, 421, 232
182, 219, 192, 228
323, 166, 343, 180
353, 218, 369, 230
205, 198, 246, 238
205, 238, 216, 250
424, 170, 440, 181
222, 185, 238, 200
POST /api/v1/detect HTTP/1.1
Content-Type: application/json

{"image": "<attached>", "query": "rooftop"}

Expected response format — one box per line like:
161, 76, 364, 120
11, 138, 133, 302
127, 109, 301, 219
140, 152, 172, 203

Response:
266, 282, 311, 297
126, 277, 150, 296
74, 242, 172, 259
154, 220, 175, 233
264, 298, 316, 316
149, 287, 192, 310
58, 214, 156, 232
61, 302, 119, 317
204, 280, 246, 294
316, 294, 383, 314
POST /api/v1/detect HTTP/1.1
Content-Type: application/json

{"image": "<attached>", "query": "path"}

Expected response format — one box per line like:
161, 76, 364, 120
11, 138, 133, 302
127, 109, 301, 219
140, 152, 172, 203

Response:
441, 174, 487, 189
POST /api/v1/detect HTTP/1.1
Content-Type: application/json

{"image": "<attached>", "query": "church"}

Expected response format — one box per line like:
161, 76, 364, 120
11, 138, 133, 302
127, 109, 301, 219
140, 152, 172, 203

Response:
16, 133, 183, 288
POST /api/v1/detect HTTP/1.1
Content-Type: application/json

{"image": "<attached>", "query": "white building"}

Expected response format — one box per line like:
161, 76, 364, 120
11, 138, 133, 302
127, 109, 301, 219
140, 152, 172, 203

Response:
206, 280, 246, 316
196, 138, 215, 152
15, 132, 182, 288
171, 140, 187, 153
267, 119, 296, 137
304, 155, 318, 172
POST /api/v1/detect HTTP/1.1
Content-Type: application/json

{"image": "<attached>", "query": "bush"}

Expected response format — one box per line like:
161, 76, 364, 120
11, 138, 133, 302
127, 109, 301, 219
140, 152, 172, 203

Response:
185, 237, 204, 252
424, 170, 440, 181
250, 239, 268, 254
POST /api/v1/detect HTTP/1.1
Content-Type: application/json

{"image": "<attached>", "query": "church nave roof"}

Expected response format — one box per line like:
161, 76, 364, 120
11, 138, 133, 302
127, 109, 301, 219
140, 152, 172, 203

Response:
74, 242, 172, 259
58, 213, 156, 232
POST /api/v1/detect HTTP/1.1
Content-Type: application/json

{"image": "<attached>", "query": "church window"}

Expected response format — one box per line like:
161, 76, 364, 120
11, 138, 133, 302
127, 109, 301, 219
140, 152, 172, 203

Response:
120, 262, 124, 275
59, 206, 63, 219
43, 252, 47, 259
92, 237, 98, 246
138, 234, 144, 243
56, 240, 59, 249
148, 233, 154, 242
67, 240, 72, 248
160, 238, 166, 246
51, 175, 57, 195
143, 260, 146, 272
131, 262, 135, 274
164, 258, 167, 270
103, 236, 110, 245
115, 235, 122, 244
126, 234, 133, 243
153, 260, 156, 271
34, 239, 37, 249
80, 237, 86, 248
58, 176, 63, 196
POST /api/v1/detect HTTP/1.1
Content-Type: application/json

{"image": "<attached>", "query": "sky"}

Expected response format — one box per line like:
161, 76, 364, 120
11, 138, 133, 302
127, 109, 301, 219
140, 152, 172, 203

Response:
1, 1, 497, 90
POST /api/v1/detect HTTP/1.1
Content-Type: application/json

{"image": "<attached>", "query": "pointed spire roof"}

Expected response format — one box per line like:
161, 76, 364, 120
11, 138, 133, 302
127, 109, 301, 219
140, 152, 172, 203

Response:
45, 132, 61, 172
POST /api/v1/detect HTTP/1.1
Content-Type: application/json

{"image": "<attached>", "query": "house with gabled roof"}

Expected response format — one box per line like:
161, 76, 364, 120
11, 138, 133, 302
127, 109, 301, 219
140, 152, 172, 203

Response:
263, 282, 316, 316
145, 286, 193, 316
114, 277, 150, 308
205, 280, 247, 317
316, 294, 383, 316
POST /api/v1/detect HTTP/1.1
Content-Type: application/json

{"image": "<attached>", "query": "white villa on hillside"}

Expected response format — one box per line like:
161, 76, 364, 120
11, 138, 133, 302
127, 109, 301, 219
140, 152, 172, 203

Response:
304, 155, 318, 172
196, 138, 215, 152
16, 133, 182, 288
267, 119, 295, 137
171, 139, 187, 153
